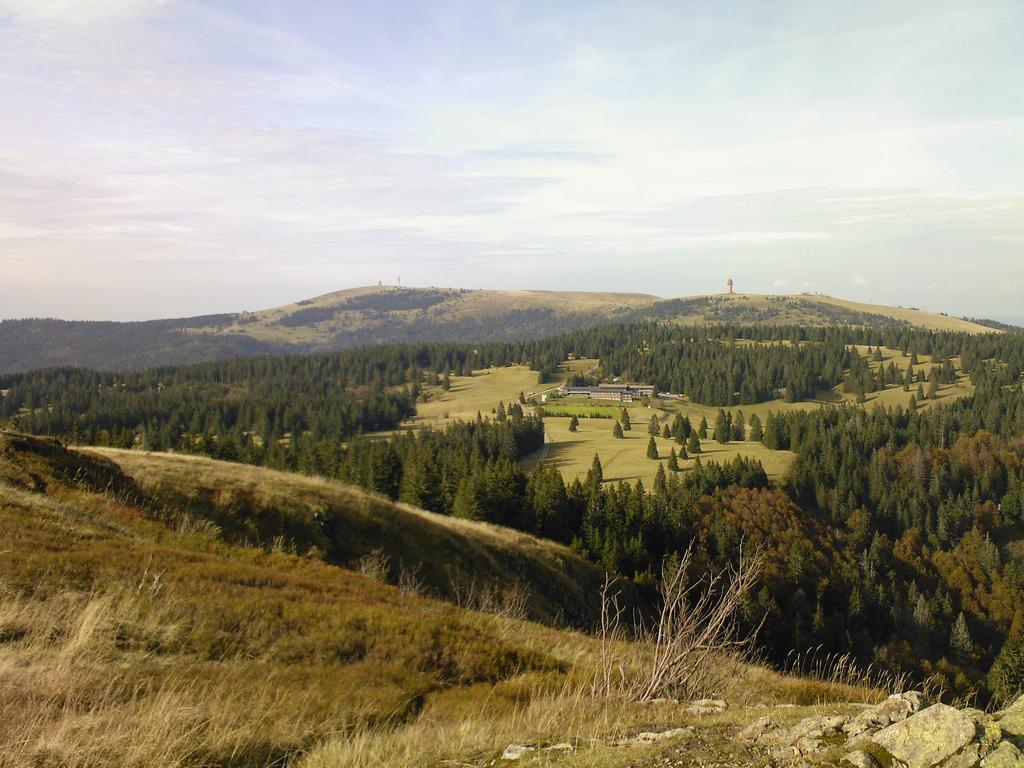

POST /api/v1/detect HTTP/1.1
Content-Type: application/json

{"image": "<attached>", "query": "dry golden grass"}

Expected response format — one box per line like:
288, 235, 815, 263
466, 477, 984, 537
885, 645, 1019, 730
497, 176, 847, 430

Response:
0, 433, 891, 768
84, 446, 613, 627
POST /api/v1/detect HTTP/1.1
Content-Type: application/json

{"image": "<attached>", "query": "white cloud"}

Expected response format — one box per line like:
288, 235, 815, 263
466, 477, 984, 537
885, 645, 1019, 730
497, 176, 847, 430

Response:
0, 0, 173, 25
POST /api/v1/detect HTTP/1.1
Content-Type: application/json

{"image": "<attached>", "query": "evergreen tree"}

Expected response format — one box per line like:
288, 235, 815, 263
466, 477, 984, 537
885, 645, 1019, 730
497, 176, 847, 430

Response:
732, 410, 746, 441
662, 424, 671, 439
917, 382, 926, 401
442, 372, 452, 391
620, 409, 632, 431
713, 409, 731, 444
612, 422, 624, 439
654, 462, 667, 495
927, 375, 939, 400
950, 612, 973, 664
687, 432, 701, 454
667, 447, 680, 471
990, 636, 1024, 705
568, 415, 579, 432
646, 435, 659, 459
648, 414, 660, 435
748, 413, 763, 442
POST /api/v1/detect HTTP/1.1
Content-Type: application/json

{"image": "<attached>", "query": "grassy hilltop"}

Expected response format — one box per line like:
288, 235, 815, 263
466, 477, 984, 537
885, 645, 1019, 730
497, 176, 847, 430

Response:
0, 285, 996, 372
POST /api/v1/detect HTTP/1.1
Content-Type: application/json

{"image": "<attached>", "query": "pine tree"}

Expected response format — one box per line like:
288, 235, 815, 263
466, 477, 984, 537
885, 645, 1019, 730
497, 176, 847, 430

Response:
713, 409, 730, 443
903, 365, 913, 392
950, 611, 973, 663
654, 463, 667, 495
927, 375, 939, 400
613, 422, 624, 439
917, 382, 926, 401
687, 432, 701, 454
518, 391, 526, 404
989, 636, 1024, 705
732, 410, 746, 441
568, 415, 579, 432
667, 447, 680, 471
442, 372, 452, 391
662, 424, 671, 439
586, 454, 603, 487
646, 435, 659, 459
620, 409, 632, 431
648, 414, 660, 435
748, 413, 763, 442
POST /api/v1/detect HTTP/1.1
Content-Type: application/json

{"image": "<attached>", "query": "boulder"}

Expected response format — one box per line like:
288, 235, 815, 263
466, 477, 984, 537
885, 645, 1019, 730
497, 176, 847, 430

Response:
982, 741, 1024, 768
872, 704, 977, 768
940, 745, 981, 768
844, 692, 927, 738
998, 696, 1024, 741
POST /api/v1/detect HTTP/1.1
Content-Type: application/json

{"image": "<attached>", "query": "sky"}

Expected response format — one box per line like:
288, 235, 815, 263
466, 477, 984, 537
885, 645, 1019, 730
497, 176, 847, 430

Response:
1, 0, 1022, 322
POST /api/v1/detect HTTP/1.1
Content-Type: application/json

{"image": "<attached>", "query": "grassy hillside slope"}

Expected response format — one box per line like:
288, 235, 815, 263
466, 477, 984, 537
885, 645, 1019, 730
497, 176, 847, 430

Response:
0, 285, 994, 373
0, 430, 886, 768
0, 433, 612, 627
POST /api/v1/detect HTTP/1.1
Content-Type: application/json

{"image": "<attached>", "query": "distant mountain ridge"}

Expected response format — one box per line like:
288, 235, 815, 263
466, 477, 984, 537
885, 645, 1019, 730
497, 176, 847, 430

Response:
0, 285, 996, 373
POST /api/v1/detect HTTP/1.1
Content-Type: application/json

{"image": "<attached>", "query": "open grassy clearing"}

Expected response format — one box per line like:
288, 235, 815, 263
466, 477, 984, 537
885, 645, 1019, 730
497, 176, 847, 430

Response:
541, 406, 796, 486
375, 347, 972, 488
367, 365, 543, 434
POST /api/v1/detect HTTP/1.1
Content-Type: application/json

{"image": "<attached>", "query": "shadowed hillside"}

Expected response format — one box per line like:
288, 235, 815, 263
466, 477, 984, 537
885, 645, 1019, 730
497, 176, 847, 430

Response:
0, 432, 617, 628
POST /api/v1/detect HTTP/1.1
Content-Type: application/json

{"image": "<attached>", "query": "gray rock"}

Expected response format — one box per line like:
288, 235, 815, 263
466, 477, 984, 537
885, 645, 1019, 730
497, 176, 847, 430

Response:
872, 704, 976, 768
686, 698, 728, 714
542, 743, 575, 753
842, 750, 883, 768
845, 692, 927, 738
501, 744, 536, 760
749, 714, 848, 754
633, 727, 693, 743
999, 696, 1024, 740
940, 744, 981, 768
737, 716, 777, 741
983, 741, 1024, 768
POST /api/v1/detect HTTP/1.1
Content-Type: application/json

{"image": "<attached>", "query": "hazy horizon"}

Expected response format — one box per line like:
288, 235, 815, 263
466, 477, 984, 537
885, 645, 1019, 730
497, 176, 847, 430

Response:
2, 0, 1022, 322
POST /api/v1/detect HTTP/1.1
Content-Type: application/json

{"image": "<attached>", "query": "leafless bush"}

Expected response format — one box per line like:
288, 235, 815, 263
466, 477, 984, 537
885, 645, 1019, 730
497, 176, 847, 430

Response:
594, 544, 763, 702
353, 549, 392, 582
447, 570, 529, 621
397, 564, 427, 597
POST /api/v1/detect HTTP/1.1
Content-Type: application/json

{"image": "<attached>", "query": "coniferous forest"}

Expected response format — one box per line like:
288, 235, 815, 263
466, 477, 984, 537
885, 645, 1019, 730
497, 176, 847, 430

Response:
4, 321, 1024, 701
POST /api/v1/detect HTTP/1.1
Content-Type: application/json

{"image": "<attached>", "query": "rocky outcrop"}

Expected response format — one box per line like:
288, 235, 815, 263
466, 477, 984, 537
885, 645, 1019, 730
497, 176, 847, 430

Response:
735, 692, 1024, 768
870, 704, 976, 768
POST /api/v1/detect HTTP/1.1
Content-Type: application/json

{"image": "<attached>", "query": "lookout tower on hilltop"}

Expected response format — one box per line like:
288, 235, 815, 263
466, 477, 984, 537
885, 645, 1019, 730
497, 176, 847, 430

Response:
726, 278, 734, 295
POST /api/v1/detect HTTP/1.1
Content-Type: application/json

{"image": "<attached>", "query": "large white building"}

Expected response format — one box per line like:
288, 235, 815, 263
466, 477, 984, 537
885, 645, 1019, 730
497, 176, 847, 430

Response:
558, 382, 655, 402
